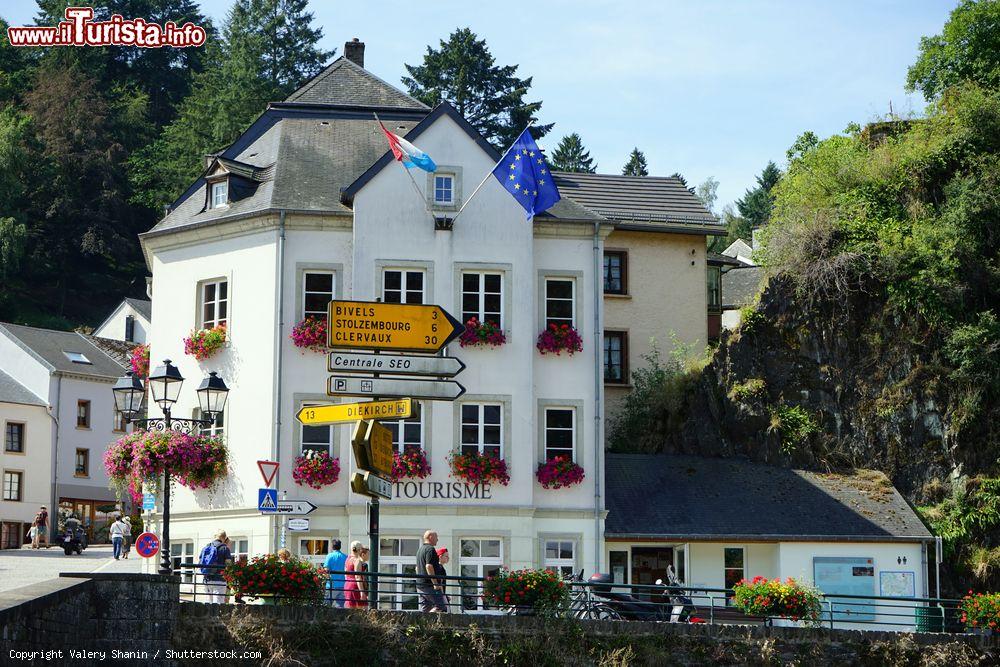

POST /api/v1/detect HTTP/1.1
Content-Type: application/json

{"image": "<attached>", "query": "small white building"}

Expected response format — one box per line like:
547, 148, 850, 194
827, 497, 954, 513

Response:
94, 298, 152, 344
605, 454, 934, 629
0, 324, 129, 545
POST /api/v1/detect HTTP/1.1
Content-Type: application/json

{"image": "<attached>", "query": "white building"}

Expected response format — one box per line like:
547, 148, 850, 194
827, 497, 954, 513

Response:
94, 298, 152, 344
138, 44, 612, 593
0, 324, 129, 546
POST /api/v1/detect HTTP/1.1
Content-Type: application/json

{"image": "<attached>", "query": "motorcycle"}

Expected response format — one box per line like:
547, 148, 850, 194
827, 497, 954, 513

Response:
655, 565, 699, 623
584, 565, 700, 623
60, 524, 87, 556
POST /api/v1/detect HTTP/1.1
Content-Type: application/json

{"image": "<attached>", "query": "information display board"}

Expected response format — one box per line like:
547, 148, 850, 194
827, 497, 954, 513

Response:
813, 556, 876, 622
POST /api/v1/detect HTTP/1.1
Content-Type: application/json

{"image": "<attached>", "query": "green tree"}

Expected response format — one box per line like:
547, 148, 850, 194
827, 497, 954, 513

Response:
736, 161, 781, 230
907, 0, 1000, 100
696, 176, 719, 213
550, 133, 596, 172
403, 28, 552, 148
786, 131, 819, 163
622, 147, 648, 176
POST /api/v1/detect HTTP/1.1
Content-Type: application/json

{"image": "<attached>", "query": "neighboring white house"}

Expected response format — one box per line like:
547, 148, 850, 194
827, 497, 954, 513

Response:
94, 298, 152, 344
605, 454, 934, 630
0, 324, 129, 545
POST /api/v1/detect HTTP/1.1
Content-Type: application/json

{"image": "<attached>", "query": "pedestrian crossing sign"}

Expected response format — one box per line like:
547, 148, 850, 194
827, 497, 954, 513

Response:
258, 488, 278, 513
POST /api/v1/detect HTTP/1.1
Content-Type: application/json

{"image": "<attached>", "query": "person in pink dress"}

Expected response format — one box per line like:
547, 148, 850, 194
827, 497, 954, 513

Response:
343, 541, 370, 608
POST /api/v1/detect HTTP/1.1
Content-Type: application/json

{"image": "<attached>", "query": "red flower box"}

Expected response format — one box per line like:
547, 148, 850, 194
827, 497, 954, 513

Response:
448, 450, 509, 486
536, 323, 583, 355
536, 456, 585, 489
290, 316, 327, 353
184, 324, 227, 361
391, 448, 432, 482
292, 451, 340, 489
459, 317, 506, 348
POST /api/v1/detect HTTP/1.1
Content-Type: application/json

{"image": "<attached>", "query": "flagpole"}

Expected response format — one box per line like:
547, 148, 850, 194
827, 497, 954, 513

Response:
374, 112, 435, 221
449, 123, 534, 226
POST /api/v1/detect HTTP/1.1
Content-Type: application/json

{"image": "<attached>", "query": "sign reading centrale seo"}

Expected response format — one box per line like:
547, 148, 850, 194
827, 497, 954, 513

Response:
393, 480, 493, 500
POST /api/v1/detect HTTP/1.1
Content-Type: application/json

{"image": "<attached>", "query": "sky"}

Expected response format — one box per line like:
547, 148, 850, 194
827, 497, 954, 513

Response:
4, 1, 957, 211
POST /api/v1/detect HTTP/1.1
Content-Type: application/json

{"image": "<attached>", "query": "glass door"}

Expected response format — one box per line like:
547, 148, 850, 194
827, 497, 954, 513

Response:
631, 546, 674, 600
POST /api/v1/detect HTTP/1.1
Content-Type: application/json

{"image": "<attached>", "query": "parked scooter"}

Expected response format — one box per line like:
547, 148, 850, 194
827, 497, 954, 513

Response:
60, 516, 87, 556
655, 565, 697, 623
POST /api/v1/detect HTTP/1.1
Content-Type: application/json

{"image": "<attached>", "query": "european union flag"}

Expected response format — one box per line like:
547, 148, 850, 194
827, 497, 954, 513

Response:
491, 128, 561, 219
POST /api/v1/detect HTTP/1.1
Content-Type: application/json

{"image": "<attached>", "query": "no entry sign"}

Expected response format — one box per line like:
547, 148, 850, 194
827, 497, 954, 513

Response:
134, 532, 160, 558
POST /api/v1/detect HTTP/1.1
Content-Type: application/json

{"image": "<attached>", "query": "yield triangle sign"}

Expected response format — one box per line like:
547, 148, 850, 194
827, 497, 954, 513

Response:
257, 460, 279, 487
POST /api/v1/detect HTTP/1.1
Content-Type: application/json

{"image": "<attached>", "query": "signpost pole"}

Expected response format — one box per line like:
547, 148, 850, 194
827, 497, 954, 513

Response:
280, 490, 287, 550
369, 497, 379, 610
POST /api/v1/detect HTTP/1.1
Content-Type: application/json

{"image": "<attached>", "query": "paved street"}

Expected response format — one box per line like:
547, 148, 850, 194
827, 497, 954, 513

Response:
0, 544, 143, 594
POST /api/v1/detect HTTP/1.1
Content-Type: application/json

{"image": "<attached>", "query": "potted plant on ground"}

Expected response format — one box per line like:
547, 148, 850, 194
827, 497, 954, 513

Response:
483, 568, 568, 615
292, 450, 340, 489
731, 576, 822, 626
290, 316, 328, 353
536, 456, 585, 489
459, 317, 506, 348
223, 553, 329, 605
960, 591, 1000, 634
184, 324, 227, 361
536, 323, 583, 356
448, 450, 510, 486
391, 448, 432, 482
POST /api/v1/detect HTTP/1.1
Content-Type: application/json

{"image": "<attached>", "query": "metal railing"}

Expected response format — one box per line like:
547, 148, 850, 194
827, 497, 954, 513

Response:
176, 564, 964, 633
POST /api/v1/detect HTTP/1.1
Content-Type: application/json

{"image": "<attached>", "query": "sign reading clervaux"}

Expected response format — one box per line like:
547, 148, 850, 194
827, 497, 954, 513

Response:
327, 300, 463, 353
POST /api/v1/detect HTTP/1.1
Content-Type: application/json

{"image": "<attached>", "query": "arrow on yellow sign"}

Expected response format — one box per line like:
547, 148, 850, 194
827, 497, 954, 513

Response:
327, 300, 464, 353
295, 398, 413, 425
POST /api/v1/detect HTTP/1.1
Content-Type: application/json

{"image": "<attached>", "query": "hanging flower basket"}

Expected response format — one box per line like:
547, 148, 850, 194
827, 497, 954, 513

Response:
536, 323, 583, 356
459, 317, 506, 348
731, 576, 822, 624
129, 344, 150, 380
961, 592, 1000, 631
483, 568, 569, 612
184, 324, 227, 361
290, 317, 328, 353
535, 456, 585, 489
391, 448, 432, 481
292, 451, 340, 489
448, 450, 510, 486
223, 553, 329, 604
103, 430, 229, 503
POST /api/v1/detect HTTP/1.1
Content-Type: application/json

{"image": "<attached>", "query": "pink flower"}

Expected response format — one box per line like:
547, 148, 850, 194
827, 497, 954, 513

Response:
290, 317, 328, 353
536, 324, 583, 356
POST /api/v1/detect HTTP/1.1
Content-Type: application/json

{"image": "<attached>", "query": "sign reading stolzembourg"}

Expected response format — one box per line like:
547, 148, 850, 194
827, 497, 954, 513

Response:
327, 300, 464, 353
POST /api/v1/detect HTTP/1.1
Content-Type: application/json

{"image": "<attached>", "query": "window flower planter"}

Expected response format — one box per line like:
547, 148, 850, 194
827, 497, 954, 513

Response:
129, 343, 150, 380
483, 568, 569, 613
731, 576, 822, 624
391, 448, 432, 482
292, 451, 340, 489
184, 324, 227, 361
536, 323, 583, 356
223, 553, 329, 604
536, 456, 585, 489
448, 450, 510, 486
459, 317, 506, 348
104, 430, 229, 503
961, 592, 1000, 632
290, 316, 328, 353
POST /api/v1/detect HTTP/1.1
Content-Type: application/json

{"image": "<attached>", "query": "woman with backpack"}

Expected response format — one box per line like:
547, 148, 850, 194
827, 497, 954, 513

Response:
199, 530, 233, 603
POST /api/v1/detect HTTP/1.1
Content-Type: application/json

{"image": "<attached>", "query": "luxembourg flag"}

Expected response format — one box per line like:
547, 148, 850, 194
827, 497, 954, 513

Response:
379, 120, 437, 172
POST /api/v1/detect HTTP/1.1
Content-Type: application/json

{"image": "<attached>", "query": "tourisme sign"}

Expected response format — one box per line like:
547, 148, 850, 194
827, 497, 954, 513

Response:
327, 376, 465, 401
328, 351, 466, 378
326, 300, 464, 353
295, 398, 413, 425
351, 419, 394, 477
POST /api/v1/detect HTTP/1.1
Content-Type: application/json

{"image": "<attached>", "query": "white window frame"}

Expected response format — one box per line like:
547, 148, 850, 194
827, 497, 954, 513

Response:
298, 537, 330, 566
382, 269, 425, 305
458, 538, 503, 611
302, 270, 336, 322
385, 402, 424, 453
300, 401, 335, 456
377, 537, 421, 611
544, 277, 576, 328
2, 470, 23, 501
461, 272, 504, 328
211, 181, 228, 208
199, 279, 228, 329
171, 541, 195, 584
433, 174, 455, 205
193, 407, 224, 438
230, 536, 250, 561
460, 403, 503, 458
543, 407, 576, 462
724, 546, 746, 606
543, 540, 576, 578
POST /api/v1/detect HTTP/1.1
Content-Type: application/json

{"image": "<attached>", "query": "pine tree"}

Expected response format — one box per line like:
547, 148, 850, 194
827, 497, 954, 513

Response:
735, 161, 782, 230
622, 148, 648, 176
550, 133, 596, 172
403, 28, 552, 148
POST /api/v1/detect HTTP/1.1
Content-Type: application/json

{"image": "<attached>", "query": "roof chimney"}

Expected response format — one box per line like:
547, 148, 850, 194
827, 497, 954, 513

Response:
345, 38, 364, 68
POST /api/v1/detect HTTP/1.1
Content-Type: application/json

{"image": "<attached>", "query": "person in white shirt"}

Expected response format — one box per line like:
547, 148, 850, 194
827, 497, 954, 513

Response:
109, 516, 126, 560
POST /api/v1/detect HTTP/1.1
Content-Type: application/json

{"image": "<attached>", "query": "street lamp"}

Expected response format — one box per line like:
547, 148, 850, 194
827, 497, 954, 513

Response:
113, 360, 230, 576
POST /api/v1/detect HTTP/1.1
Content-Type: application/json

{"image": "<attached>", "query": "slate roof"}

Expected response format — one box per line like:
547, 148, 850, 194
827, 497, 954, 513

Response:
553, 172, 723, 230
0, 323, 126, 379
285, 57, 429, 110
0, 368, 44, 406
124, 298, 151, 321
85, 336, 135, 367
605, 454, 931, 542
722, 266, 764, 309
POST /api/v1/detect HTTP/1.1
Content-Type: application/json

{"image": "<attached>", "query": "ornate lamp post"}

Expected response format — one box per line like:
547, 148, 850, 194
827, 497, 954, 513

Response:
113, 360, 230, 575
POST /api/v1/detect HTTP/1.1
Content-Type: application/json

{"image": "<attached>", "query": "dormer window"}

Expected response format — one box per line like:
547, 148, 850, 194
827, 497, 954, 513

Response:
211, 180, 229, 209
63, 351, 92, 365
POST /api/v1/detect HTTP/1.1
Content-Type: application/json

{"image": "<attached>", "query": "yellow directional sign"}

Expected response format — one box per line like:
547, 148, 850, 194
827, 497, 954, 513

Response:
327, 300, 464, 353
350, 471, 392, 500
295, 399, 412, 425
351, 419, 395, 477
